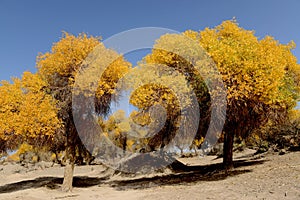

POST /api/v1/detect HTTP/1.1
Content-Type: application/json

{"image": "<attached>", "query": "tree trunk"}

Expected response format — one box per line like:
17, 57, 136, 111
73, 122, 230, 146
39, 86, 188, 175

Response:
61, 117, 76, 192
223, 130, 234, 169
62, 159, 75, 192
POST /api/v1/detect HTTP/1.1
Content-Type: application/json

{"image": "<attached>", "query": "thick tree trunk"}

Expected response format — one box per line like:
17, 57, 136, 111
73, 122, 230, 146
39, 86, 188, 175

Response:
62, 159, 75, 192
223, 130, 234, 169
61, 117, 77, 192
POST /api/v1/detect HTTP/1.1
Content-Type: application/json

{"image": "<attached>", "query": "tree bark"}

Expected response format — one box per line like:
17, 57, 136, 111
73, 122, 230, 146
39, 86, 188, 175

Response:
61, 117, 76, 192
223, 130, 234, 169
61, 159, 75, 192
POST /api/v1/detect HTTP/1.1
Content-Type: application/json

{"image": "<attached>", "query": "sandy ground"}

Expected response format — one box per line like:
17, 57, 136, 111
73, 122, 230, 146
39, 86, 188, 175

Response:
0, 149, 299, 200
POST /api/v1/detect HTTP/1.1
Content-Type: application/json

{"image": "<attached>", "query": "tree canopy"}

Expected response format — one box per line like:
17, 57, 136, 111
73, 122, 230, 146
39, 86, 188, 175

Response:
0, 72, 61, 149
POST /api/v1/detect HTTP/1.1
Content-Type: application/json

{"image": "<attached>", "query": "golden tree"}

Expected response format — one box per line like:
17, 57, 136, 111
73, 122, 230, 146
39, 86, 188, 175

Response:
36, 32, 130, 191
0, 72, 61, 151
126, 20, 300, 169
193, 20, 300, 167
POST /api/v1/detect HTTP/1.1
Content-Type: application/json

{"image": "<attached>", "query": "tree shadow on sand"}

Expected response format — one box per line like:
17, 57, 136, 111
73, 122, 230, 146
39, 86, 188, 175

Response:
0, 176, 109, 193
0, 158, 266, 194
110, 158, 265, 190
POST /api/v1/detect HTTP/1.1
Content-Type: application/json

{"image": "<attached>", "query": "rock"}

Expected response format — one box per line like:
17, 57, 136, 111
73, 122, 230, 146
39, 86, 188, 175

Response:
279, 149, 286, 155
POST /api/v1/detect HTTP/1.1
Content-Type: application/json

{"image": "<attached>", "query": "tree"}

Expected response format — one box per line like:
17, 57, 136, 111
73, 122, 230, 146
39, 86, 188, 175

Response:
254, 108, 300, 149
126, 20, 300, 169
101, 110, 130, 155
126, 63, 199, 154
126, 33, 225, 157
36, 32, 130, 191
0, 72, 61, 151
0, 79, 23, 148
193, 20, 300, 168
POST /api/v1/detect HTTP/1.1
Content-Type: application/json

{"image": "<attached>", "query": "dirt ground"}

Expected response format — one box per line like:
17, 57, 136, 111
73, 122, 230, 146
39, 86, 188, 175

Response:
0, 149, 299, 200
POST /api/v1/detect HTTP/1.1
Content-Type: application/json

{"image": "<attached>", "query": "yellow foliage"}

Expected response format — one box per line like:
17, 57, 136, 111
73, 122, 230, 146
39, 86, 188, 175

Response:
126, 20, 300, 146
99, 110, 128, 140
51, 153, 57, 162
7, 153, 20, 162
21, 71, 47, 93
17, 143, 34, 155
37, 32, 131, 117
0, 73, 61, 143
194, 138, 204, 147
127, 64, 190, 112
130, 110, 151, 126
288, 109, 300, 122
37, 32, 100, 79
0, 79, 23, 141
32, 155, 39, 163
96, 56, 131, 99
126, 139, 135, 151
7, 143, 33, 161
194, 20, 300, 109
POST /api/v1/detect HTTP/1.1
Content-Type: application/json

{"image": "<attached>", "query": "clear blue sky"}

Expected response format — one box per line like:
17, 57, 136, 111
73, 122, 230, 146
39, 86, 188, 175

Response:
1, 0, 300, 82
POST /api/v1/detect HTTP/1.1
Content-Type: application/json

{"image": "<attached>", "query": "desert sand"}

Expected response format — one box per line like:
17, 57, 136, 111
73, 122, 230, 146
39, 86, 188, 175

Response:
0, 149, 299, 200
